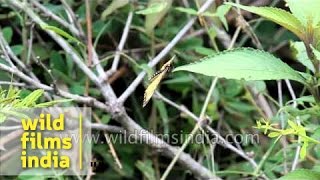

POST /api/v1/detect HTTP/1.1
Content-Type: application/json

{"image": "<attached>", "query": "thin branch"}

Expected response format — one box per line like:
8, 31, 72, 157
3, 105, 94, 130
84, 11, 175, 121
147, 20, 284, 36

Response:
101, 11, 133, 82
90, 123, 124, 134
0, 63, 51, 90
92, 113, 123, 169
0, 81, 26, 87
285, 79, 301, 171
278, 80, 288, 173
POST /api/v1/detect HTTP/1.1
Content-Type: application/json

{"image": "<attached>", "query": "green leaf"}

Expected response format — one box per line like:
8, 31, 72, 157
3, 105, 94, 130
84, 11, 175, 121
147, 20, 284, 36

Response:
194, 47, 216, 56
215, 4, 232, 30
19, 89, 44, 107
40, 25, 84, 47
2, 27, 13, 44
50, 51, 67, 74
18, 168, 56, 180
173, 48, 305, 84
287, 95, 315, 105
144, 0, 172, 33
101, 0, 129, 20
288, 120, 298, 130
226, 2, 303, 38
290, 41, 315, 72
135, 160, 156, 180
34, 99, 72, 107
136, 1, 168, 15
311, 45, 320, 61
175, 7, 198, 15
300, 141, 308, 159
155, 100, 169, 134
278, 169, 320, 180
286, 0, 320, 28
268, 132, 281, 138
11, 45, 24, 56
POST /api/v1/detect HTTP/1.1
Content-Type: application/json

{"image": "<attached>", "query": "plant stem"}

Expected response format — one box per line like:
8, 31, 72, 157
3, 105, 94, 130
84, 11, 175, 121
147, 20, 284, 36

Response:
253, 135, 281, 176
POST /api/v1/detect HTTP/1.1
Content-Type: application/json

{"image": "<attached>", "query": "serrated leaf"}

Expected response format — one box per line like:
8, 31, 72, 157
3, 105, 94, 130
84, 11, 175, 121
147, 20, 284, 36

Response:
144, 0, 172, 33
101, 0, 129, 19
290, 41, 315, 72
226, 2, 303, 38
286, 0, 320, 28
173, 48, 305, 84
278, 169, 320, 180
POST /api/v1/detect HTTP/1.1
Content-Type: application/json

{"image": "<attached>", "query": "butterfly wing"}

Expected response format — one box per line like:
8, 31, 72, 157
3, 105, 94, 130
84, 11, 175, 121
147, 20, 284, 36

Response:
143, 68, 168, 107
143, 56, 175, 107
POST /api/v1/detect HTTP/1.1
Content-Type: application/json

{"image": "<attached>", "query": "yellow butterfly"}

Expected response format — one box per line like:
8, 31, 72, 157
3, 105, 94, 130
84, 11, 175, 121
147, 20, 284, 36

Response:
143, 56, 175, 107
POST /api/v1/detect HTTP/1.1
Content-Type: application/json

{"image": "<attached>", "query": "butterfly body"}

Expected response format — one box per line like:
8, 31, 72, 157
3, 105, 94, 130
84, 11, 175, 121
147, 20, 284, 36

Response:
143, 57, 174, 107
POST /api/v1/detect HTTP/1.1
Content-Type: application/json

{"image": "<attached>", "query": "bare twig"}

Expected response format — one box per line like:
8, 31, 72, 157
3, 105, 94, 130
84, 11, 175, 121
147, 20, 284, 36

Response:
92, 113, 122, 169
102, 11, 133, 82
285, 79, 301, 171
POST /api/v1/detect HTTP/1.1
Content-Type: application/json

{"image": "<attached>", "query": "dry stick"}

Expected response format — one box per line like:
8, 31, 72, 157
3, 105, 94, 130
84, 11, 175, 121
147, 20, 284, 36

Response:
278, 80, 288, 174
160, 77, 220, 180
118, 0, 215, 104
90, 123, 124, 134
285, 79, 301, 171
0, 81, 25, 86
26, 24, 34, 65
102, 11, 133, 82
85, 0, 93, 97
92, 113, 122, 169
84, 3, 95, 179
0, 129, 23, 150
